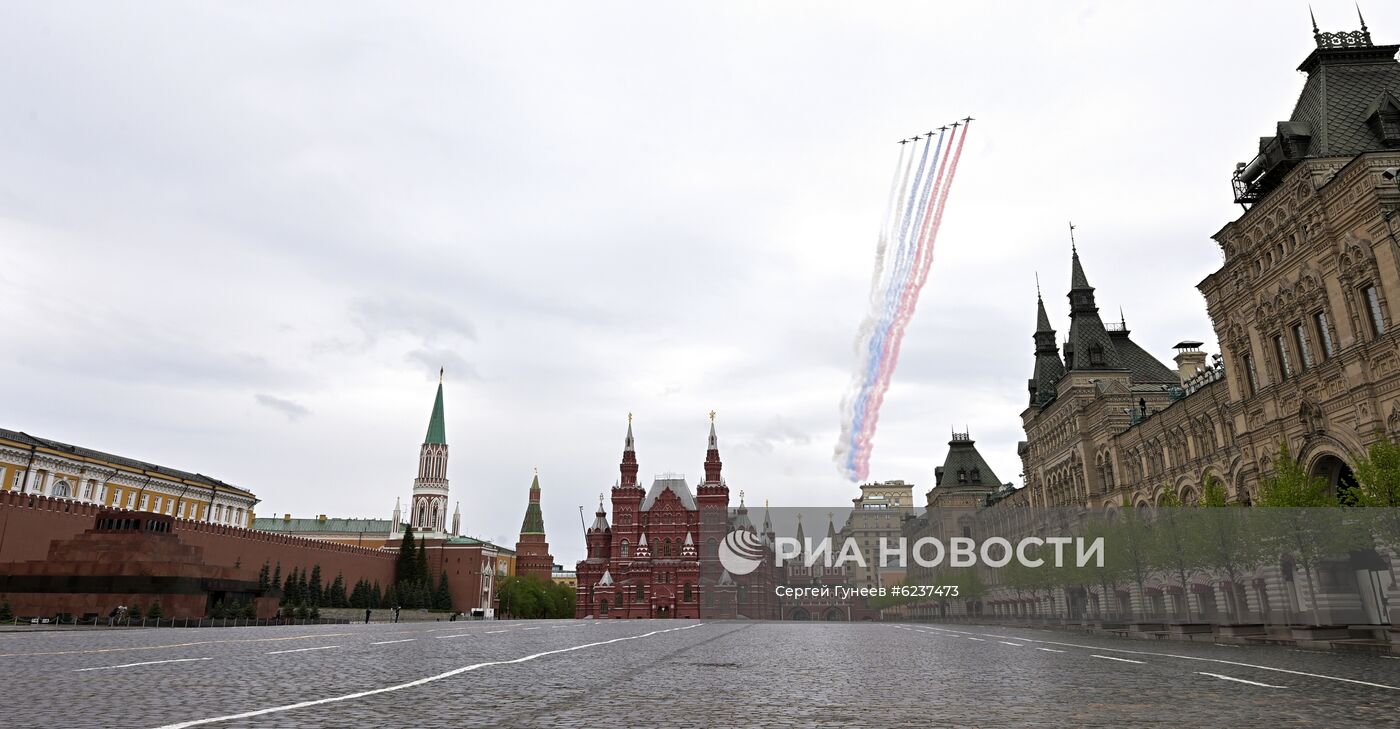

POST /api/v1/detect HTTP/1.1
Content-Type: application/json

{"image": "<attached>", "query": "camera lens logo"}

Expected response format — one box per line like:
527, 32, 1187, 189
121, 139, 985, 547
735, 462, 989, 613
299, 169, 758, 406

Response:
718, 530, 765, 575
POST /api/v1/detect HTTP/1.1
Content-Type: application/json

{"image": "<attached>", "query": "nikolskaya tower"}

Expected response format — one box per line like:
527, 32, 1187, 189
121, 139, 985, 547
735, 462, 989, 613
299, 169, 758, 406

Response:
393, 368, 457, 537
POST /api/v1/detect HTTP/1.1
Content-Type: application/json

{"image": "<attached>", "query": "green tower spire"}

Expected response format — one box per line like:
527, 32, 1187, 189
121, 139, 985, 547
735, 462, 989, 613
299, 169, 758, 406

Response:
520, 471, 545, 535
424, 369, 447, 445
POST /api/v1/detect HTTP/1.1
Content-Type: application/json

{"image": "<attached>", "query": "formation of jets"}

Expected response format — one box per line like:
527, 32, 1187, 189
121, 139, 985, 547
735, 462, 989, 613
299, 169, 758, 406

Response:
897, 117, 974, 144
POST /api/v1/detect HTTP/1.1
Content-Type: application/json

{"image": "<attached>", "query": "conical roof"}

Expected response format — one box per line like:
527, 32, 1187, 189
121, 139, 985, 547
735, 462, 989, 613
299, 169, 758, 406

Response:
424, 379, 447, 445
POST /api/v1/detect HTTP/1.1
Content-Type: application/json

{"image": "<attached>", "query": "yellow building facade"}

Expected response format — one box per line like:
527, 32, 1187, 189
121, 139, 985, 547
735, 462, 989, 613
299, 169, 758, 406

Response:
0, 428, 257, 526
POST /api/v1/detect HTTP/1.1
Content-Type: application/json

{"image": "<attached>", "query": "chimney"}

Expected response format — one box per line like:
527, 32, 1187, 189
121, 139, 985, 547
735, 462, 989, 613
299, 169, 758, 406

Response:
1172, 341, 1208, 384
283, 513, 291, 522
318, 514, 327, 523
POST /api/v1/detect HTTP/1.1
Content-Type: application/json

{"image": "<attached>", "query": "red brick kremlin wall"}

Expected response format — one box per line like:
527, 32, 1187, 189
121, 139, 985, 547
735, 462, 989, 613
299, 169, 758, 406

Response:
0, 492, 396, 589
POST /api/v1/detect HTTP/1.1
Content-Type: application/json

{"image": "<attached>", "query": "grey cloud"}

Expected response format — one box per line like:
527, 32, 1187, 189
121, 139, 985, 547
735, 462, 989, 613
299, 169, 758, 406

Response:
406, 348, 480, 380
350, 295, 477, 345
255, 394, 311, 421
740, 416, 814, 456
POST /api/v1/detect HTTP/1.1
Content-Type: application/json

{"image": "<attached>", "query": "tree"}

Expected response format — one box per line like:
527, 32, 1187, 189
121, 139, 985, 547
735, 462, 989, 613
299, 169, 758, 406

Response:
272, 562, 282, 591
1354, 433, 1400, 550
328, 573, 347, 608
434, 572, 452, 611
210, 600, 226, 619
1113, 499, 1155, 620
309, 565, 323, 607
127, 604, 143, 621
280, 568, 297, 606
1196, 476, 1265, 623
1255, 441, 1365, 625
1146, 490, 1206, 621
1075, 514, 1129, 620
258, 562, 271, 589
414, 536, 430, 584
148, 600, 163, 620
296, 568, 310, 606
0, 601, 14, 622
395, 524, 418, 585
372, 581, 383, 608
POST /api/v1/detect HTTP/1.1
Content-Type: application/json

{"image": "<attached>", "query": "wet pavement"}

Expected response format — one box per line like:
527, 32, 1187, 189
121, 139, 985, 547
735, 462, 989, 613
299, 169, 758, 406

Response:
3, 620, 1398, 727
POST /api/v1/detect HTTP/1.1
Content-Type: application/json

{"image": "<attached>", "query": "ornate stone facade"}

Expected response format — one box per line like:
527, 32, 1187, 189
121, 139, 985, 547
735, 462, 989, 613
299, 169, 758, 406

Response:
1012, 26, 1400, 510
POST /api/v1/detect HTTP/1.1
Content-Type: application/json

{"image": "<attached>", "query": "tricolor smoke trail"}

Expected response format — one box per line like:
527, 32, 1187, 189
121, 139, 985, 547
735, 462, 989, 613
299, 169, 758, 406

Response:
835, 119, 973, 482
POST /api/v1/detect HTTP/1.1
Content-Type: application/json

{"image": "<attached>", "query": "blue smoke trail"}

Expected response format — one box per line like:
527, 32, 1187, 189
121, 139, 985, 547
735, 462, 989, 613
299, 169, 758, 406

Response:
846, 131, 946, 474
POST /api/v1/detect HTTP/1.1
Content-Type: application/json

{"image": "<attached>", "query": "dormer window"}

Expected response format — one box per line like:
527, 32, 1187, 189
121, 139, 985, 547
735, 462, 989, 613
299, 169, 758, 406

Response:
1365, 91, 1400, 146
957, 469, 967, 483
1088, 344, 1105, 366
970, 467, 982, 483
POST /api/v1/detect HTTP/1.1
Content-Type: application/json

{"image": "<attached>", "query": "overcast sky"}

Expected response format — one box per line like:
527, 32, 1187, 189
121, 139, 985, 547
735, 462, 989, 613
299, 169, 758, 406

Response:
3, 2, 1393, 563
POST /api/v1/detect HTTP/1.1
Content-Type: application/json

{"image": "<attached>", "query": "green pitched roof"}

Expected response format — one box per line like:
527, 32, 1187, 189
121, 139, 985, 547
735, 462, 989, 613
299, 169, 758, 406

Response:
425, 380, 446, 445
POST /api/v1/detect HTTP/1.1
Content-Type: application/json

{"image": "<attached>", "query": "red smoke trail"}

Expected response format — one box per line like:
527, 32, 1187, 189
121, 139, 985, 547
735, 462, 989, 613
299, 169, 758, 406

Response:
852, 120, 972, 480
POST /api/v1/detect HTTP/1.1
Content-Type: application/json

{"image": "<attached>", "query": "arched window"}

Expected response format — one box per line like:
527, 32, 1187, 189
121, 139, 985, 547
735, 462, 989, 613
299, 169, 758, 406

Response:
52, 481, 71, 498
635, 585, 644, 602
620, 539, 630, 558
599, 599, 610, 615
684, 583, 693, 601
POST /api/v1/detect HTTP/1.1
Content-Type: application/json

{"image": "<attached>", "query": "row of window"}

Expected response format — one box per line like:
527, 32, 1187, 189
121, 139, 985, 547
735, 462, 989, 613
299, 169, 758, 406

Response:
1243, 285, 1387, 395
1, 466, 250, 527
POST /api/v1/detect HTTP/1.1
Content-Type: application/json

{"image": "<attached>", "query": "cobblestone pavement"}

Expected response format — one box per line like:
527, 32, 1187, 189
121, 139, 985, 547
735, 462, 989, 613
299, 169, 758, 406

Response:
3, 620, 1399, 728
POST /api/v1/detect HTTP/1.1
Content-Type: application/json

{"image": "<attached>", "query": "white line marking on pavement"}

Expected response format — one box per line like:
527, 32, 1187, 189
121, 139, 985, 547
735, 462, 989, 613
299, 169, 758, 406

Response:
1091, 655, 1145, 664
1197, 672, 1285, 688
484, 630, 507, 634
999, 641, 1024, 647
906, 630, 1400, 691
1017, 638, 1400, 690
75, 657, 213, 672
965, 637, 986, 642
1035, 648, 1065, 653
1213, 643, 1242, 648
438, 633, 474, 639
521, 627, 542, 631
150, 623, 705, 729
371, 639, 416, 646
266, 646, 340, 655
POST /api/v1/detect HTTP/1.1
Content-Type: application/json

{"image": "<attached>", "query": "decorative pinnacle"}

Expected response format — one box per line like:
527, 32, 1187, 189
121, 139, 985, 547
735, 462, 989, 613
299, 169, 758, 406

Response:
739, 489, 745, 504
1068, 221, 1077, 252
1035, 271, 1042, 299
439, 367, 444, 383
628, 412, 633, 424
1310, 5, 1319, 34
1357, 3, 1368, 31
709, 409, 716, 423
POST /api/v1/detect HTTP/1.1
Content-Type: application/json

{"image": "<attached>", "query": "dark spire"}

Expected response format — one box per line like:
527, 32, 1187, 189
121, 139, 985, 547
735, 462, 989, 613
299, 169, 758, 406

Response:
704, 411, 723, 484
1030, 291, 1065, 406
1064, 244, 1124, 371
619, 414, 639, 488
1070, 246, 1091, 291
